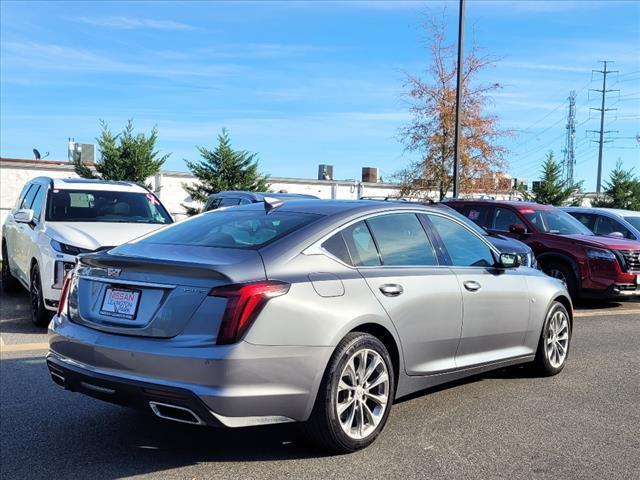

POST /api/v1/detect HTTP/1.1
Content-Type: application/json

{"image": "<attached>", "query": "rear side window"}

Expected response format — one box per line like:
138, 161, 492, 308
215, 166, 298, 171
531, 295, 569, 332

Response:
341, 221, 381, 266
366, 213, 437, 266
492, 207, 520, 232
428, 215, 495, 267
322, 232, 352, 265
139, 209, 321, 249
462, 205, 491, 228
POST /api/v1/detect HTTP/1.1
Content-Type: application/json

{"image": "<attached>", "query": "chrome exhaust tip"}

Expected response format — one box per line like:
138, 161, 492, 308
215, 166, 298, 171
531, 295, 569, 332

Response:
148, 401, 204, 426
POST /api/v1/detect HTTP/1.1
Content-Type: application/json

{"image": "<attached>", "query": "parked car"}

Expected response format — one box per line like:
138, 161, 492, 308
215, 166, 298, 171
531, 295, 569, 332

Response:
2, 177, 173, 326
203, 191, 318, 212
445, 199, 640, 299
49, 199, 571, 453
563, 207, 640, 240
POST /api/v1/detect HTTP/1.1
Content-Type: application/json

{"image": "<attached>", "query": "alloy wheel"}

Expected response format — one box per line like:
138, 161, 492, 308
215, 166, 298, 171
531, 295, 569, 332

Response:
336, 348, 389, 440
547, 268, 567, 284
545, 310, 569, 368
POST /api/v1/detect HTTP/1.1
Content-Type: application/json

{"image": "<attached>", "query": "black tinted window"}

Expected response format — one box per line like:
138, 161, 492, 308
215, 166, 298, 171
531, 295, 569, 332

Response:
570, 213, 597, 231
429, 215, 495, 267
342, 221, 381, 266
322, 232, 352, 265
366, 214, 437, 266
462, 205, 491, 228
492, 207, 520, 231
219, 197, 242, 207
140, 209, 321, 249
595, 216, 631, 238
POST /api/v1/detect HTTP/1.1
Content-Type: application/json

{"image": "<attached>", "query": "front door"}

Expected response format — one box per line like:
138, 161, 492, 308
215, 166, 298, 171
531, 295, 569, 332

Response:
426, 213, 532, 368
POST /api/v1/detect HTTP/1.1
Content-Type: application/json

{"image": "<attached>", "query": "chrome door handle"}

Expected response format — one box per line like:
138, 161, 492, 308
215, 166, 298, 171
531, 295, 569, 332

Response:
379, 284, 403, 297
463, 281, 481, 292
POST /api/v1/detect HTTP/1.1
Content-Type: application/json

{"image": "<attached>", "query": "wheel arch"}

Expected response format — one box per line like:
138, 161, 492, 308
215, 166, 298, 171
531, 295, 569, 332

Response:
553, 294, 574, 331
538, 252, 580, 283
348, 322, 401, 385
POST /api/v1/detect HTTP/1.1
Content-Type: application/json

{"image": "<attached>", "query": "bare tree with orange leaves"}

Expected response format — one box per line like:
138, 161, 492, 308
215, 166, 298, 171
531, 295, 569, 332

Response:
397, 14, 511, 200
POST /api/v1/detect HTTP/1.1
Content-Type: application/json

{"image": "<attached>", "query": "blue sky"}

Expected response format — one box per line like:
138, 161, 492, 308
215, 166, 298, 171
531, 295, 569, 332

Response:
1, 0, 638, 191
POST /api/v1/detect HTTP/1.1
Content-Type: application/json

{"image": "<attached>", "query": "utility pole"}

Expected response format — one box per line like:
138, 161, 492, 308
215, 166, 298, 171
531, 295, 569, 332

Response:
588, 61, 618, 194
452, 0, 465, 198
562, 91, 576, 185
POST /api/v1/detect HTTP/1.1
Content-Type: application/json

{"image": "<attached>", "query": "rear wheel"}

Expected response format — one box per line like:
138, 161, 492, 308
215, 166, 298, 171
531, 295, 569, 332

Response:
543, 261, 577, 298
1, 243, 21, 293
533, 301, 571, 376
302, 332, 395, 453
30, 263, 53, 327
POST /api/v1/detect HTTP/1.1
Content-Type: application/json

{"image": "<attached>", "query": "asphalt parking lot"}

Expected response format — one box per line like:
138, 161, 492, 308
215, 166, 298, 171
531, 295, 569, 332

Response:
1, 288, 639, 480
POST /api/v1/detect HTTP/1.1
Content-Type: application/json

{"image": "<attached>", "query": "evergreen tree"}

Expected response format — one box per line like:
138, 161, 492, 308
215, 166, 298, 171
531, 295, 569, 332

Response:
591, 161, 640, 211
73, 120, 169, 185
520, 151, 582, 206
183, 129, 269, 215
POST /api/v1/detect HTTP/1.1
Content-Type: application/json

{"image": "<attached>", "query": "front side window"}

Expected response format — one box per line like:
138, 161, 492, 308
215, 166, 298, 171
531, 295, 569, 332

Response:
624, 217, 640, 235
428, 214, 495, 267
138, 209, 321, 249
30, 186, 46, 223
366, 213, 437, 266
15, 184, 31, 209
20, 185, 38, 209
521, 209, 593, 235
492, 207, 520, 232
46, 190, 172, 224
594, 216, 631, 238
219, 197, 242, 207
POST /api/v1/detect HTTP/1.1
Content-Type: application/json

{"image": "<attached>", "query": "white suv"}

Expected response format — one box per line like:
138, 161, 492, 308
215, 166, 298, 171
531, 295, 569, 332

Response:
2, 177, 174, 326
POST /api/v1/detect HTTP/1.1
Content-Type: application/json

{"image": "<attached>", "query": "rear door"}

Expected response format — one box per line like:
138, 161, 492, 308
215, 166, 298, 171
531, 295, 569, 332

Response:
425, 213, 532, 368
349, 213, 463, 374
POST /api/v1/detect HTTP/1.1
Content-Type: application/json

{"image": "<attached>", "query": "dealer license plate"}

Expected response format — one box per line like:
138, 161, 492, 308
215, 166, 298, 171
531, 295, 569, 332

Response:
100, 287, 141, 320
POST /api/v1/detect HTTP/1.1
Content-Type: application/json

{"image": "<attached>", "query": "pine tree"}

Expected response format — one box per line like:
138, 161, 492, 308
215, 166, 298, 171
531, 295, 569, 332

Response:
520, 151, 582, 206
73, 120, 169, 185
591, 161, 640, 211
183, 129, 269, 215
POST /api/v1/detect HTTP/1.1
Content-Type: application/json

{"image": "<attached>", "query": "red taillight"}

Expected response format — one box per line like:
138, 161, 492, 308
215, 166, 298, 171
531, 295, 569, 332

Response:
209, 281, 290, 345
57, 272, 74, 316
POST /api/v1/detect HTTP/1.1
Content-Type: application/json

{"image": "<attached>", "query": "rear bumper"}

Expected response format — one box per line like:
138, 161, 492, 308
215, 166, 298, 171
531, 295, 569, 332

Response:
48, 315, 334, 426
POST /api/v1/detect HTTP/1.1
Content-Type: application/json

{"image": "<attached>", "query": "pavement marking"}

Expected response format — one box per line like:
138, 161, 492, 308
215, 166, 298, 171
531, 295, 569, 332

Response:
574, 309, 640, 318
0, 342, 49, 353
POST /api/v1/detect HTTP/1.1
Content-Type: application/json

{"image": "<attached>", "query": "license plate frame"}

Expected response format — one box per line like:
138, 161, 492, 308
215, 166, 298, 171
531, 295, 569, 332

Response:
100, 286, 141, 320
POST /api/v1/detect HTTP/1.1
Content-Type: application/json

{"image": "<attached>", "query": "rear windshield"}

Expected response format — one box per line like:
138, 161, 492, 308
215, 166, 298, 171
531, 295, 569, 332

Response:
46, 189, 172, 224
138, 209, 322, 249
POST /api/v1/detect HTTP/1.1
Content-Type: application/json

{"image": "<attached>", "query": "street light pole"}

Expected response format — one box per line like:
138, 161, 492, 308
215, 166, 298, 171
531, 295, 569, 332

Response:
452, 0, 465, 199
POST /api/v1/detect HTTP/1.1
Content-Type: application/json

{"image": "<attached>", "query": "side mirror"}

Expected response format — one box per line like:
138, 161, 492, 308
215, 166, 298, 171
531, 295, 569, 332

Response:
607, 231, 625, 239
509, 223, 527, 235
498, 253, 520, 269
14, 209, 34, 224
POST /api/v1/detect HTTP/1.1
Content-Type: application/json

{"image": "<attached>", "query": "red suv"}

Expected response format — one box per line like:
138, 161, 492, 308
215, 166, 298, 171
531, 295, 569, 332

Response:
446, 200, 640, 299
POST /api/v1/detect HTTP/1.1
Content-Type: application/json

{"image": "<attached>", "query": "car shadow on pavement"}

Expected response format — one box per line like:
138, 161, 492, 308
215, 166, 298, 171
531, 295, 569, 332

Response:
0, 356, 332, 480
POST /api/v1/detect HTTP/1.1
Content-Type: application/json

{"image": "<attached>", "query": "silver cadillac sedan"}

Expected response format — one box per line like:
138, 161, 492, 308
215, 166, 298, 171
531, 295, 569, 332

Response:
48, 200, 572, 452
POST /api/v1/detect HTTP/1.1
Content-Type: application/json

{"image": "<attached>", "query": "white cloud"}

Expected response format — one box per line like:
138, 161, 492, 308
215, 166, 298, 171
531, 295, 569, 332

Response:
69, 16, 195, 31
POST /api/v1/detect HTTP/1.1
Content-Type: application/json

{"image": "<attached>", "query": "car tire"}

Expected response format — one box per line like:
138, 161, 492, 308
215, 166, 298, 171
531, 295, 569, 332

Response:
302, 332, 395, 453
1, 243, 22, 293
30, 263, 53, 327
533, 301, 571, 376
542, 261, 577, 298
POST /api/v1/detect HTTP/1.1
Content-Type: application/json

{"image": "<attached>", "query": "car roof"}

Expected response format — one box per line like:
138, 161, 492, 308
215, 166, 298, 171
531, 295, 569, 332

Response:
445, 199, 554, 210
48, 177, 148, 193
229, 199, 444, 217
208, 191, 319, 201
563, 207, 640, 218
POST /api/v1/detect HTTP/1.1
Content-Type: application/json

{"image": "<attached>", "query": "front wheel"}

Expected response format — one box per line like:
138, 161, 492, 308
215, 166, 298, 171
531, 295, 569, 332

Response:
533, 301, 571, 376
302, 332, 395, 453
30, 263, 53, 327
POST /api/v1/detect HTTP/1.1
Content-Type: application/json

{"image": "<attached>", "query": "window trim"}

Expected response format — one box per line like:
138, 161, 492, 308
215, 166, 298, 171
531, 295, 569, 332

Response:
304, 209, 500, 270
